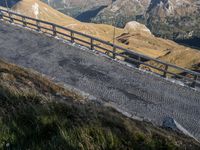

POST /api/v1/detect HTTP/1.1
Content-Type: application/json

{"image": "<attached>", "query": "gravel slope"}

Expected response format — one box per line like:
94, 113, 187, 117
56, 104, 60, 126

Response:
0, 21, 200, 140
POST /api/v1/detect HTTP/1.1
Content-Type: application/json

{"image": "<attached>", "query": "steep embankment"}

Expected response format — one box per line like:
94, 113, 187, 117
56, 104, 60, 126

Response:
9, 0, 200, 72
0, 59, 200, 149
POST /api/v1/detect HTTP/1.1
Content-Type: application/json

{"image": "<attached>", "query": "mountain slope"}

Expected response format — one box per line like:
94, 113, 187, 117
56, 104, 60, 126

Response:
7, 0, 200, 72
92, 0, 150, 27
1, 59, 200, 149
41, 0, 200, 48
12, 0, 79, 23
146, 0, 200, 40
41, 0, 112, 18
92, 0, 200, 43
12, 0, 124, 46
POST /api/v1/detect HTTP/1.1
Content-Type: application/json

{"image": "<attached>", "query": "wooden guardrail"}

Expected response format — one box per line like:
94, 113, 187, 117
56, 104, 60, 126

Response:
0, 8, 199, 89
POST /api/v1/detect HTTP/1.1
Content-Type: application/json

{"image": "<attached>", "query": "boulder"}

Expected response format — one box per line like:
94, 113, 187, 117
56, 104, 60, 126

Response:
162, 117, 179, 131
124, 21, 152, 36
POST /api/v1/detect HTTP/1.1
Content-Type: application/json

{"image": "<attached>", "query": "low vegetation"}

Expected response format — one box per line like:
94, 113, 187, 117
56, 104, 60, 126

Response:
0, 59, 200, 149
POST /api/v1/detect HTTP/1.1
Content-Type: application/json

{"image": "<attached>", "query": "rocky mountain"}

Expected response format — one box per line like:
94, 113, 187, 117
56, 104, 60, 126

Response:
92, 0, 150, 27
92, 0, 200, 47
41, 0, 112, 18
146, 0, 200, 42
1, 0, 200, 73
42, 0, 200, 48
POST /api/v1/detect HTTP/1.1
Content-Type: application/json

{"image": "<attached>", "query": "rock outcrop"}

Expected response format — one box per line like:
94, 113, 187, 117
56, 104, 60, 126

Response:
146, 0, 200, 40
92, 0, 150, 27
124, 21, 152, 36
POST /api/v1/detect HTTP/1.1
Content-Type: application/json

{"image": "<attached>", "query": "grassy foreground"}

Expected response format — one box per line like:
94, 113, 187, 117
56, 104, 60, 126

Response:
0, 59, 199, 150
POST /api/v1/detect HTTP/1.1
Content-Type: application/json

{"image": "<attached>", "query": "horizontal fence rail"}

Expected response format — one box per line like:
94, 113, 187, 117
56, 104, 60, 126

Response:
0, 8, 200, 89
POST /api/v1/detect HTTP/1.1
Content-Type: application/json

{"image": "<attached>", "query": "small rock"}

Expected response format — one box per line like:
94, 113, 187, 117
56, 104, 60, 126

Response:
162, 117, 178, 131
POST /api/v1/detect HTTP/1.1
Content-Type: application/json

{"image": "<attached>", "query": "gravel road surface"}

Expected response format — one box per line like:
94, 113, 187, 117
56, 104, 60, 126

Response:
0, 21, 200, 140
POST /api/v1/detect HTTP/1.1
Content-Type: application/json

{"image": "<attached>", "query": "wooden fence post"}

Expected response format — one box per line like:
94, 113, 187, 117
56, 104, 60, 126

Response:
191, 75, 198, 88
137, 56, 141, 67
90, 38, 94, 50
0, 11, 3, 20
52, 24, 56, 36
163, 64, 168, 78
22, 17, 27, 26
71, 31, 74, 43
36, 20, 41, 31
113, 46, 116, 59
9, 12, 13, 23
138, 56, 141, 62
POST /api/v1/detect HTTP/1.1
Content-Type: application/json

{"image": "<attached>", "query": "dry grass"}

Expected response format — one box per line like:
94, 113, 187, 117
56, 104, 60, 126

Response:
7, 0, 199, 72
0, 59, 83, 102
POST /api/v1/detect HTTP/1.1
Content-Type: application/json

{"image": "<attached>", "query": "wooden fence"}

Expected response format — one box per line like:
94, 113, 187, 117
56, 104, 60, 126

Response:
0, 8, 199, 89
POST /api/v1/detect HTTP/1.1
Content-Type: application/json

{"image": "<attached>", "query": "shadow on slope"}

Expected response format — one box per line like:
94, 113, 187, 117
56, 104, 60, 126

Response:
76, 6, 107, 22
175, 37, 200, 51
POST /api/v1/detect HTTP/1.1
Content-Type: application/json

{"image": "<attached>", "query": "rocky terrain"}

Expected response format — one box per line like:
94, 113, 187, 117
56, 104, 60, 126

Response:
93, 0, 200, 47
41, 0, 200, 48
146, 0, 200, 44
41, 0, 112, 18
92, 0, 150, 27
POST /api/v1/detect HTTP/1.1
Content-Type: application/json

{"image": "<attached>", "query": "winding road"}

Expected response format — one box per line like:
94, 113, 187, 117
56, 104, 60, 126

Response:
0, 21, 200, 140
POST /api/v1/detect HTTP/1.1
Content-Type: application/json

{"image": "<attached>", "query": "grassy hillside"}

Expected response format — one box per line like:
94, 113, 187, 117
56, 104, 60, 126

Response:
0, 59, 200, 149
9, 0, 200, 72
